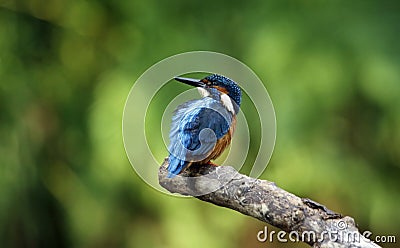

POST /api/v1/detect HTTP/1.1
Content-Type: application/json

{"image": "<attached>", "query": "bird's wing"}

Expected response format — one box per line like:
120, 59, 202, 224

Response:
168, 98, 232, 164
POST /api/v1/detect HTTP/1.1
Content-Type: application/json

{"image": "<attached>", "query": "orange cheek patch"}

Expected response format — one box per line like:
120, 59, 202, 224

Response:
214, 86, 229, 94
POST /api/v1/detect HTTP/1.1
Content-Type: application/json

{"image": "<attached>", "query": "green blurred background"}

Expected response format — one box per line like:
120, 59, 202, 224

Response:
1, 1, 399, 247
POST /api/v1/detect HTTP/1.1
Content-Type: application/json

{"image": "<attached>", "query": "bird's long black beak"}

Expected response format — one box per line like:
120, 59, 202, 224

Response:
174, 77, 206, 88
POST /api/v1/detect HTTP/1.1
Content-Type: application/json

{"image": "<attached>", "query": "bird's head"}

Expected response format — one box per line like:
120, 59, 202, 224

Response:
174, 74, 242, 113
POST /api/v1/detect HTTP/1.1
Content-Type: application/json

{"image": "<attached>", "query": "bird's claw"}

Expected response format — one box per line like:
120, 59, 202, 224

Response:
207, 161, 219, 167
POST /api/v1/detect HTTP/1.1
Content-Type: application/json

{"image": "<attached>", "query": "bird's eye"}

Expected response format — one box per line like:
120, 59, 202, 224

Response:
202, 79, 212, 86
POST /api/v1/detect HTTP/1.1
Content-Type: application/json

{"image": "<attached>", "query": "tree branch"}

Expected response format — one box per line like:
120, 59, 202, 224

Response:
158, 159, 380, 248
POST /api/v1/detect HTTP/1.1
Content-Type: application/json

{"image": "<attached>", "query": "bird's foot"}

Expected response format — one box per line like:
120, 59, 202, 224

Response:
207, 161, 219, 167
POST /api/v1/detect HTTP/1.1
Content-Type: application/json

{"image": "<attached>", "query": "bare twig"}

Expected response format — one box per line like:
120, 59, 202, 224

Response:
158, 159, 380, 248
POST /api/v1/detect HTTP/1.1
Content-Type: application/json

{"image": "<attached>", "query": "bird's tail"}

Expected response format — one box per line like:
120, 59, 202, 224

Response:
167, 155, 188, 178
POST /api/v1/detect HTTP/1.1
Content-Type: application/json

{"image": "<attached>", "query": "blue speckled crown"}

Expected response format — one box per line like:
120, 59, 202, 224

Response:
204, 74, 242, 108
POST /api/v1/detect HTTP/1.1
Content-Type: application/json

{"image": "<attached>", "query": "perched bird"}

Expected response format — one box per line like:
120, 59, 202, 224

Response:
167, 74, 242, 177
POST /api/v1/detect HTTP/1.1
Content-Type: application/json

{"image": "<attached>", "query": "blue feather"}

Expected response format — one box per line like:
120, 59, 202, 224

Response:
167, 95, 232, 177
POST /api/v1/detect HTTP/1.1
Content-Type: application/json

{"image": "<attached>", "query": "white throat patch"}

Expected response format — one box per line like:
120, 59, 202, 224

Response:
197, 87, 210, 97
221, 93, 235, 114
197, 87, 235, 114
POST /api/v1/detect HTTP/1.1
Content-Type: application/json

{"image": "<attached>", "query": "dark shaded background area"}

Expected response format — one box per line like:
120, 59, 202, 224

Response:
1, 1, 399, 247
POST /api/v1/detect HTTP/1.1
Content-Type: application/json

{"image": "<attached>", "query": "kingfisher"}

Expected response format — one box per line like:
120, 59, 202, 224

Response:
167, 74, 242, 177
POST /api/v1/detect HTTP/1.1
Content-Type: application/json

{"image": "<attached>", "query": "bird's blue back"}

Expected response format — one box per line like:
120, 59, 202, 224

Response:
167, 96, 233, 177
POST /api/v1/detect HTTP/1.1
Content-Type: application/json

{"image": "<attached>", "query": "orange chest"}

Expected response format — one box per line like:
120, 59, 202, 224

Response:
207, 116, 237, 161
